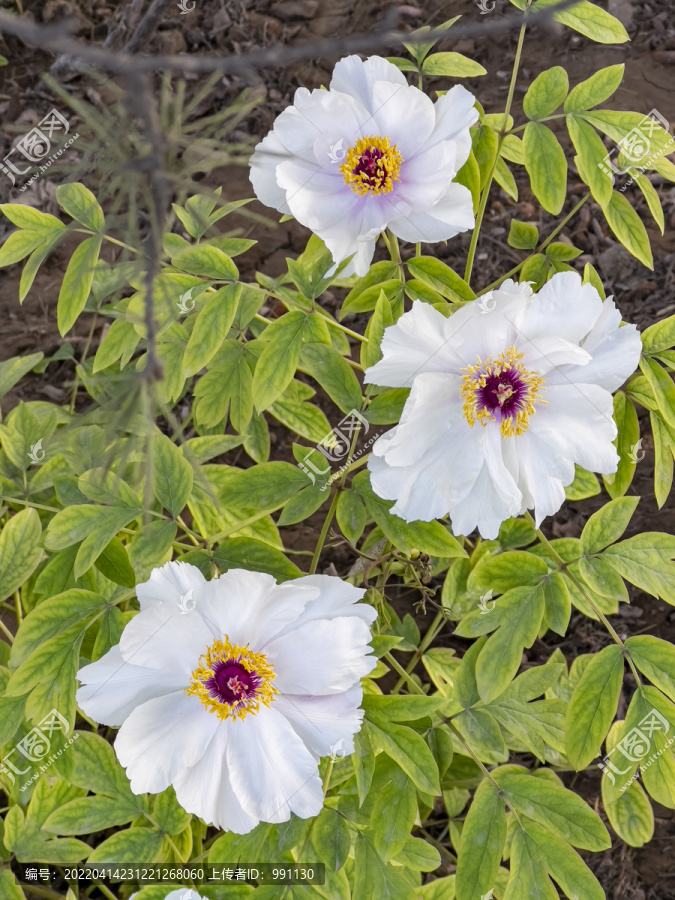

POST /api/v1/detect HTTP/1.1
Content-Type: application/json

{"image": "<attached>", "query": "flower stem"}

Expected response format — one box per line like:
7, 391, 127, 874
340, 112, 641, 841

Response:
392, 609, 446, 693
309, 490, 340, 575
464, 12, 529, 286
384, 651, 426, 694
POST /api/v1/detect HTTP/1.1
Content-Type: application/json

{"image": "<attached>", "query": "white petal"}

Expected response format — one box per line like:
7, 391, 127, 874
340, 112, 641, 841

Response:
329, 55, 408, 113
387, 181, 474, 243
227, 705, 323, 823
364, 300, 467, 387
270, 575, 375, 642
394, 140, 458, 210
521, 271, 603, 346
448, 426, 523, 538
553, 298, 641, 391
173, 721, 259, 834
76, 644, 186, 727
528, 383, 618, 474
503, 431, 573, 526
135, 560, 207, 612
429, 85, 479, 169
325, 235, 376, 278
264, 617, 376, 694
119, 599, 215, 675
195, 569, 319, 651
274, 684, 365, 759
518, 335, 592, 374
369, 79, 436, 160
115, 691, 218, 795
249, 131, 292, 216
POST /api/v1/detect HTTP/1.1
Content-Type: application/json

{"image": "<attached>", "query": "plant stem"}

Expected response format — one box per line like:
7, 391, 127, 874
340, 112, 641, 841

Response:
464, 12, 529, 286
524, 511, 643, 685
477, 192, 591, 295
309, 490, 340, 574
392, 609, 446, 693
0, 617, 14, 643
322, 757, 334, 795
384, 651, 426, 694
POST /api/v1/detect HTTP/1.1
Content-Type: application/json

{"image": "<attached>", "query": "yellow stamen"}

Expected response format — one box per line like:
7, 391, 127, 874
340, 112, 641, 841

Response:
185, 637, 277, 721
460, 346, 546, 438
340, 135, 403, 196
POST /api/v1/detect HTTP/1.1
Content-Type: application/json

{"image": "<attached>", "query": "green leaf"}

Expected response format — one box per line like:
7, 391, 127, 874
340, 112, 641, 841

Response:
336, 489, 367, 545
635, 172, 664, 233
642, 313, 675, 354
340, 261, 397, 319
455, 150, 481, 214
580, 496, 639, 554
535, 0, 629, 44
475, 585, 546, 702
391, 836, 441, 872
364, 388, 408, 425
564, 465, 601, 501
182, 283, 241, 376
57, 235, 103, 335
520, 820, 605, 900
566, 644, 624, 769
604, 532, 675, 605
221, 461, 308, 512
194, 340, 254, 432
299, 343, 362, 414
353, 833, 413, 900
564, 64, 625, 112
649, 413, 674, 508
0, 204, 65, 233
365, 716, 440, 794
640, 357, 675, 426
0, 229, 48, 267
252, 311, 310, 411
363, 694, 445, 722
0, 870, 26, 900
94, 537, 136, 588
93, 318, 140, 373
10, 589, 107, 666
312, 808, 351, 874
507, 220, 538, 250
455, 780, 506, 900
43, 796, 139, 835
422, 52, 486, 78
472, 123, 499, 191
566, 114, 613, 207
493, 770, 611, 850
87, 827, 164, 864
604, 391, 639, 498
371, 756, 418, 861
172, 244, 238, 280
0, 508, 43, 602
523, 66, 569, 120
213, 537, 300, 581
504, 825, 558, 900
601, 720, 655, 847
0, 352, 43, 399
604, 191, 653, 269
361, 289, 394, 371
406, 256, 475, 301
625, 635, 675, 703
523, 122, 567, 215
468, 549, 549, 594
153, 432, 193, 518
55, 183, 104, 231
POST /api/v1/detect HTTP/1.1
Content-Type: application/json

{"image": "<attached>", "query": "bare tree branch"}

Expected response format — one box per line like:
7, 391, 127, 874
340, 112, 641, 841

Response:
0, 0, 584, 81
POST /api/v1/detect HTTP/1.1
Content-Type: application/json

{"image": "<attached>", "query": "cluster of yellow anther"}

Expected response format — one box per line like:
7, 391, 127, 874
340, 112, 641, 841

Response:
185, 638, 277, 722
340, 135, 403, 196
460, 346, 546, 438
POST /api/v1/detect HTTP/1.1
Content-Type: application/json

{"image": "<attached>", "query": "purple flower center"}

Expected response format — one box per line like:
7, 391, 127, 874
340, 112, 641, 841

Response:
205, 659, 262, 706
477, 370, 523, 417
340, 135, 403, 196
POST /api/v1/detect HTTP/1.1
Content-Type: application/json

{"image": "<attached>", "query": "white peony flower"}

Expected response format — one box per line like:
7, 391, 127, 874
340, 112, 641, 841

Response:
250, 55, 478, 276
76, 562, 376, 834
364, 271, 642, 539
